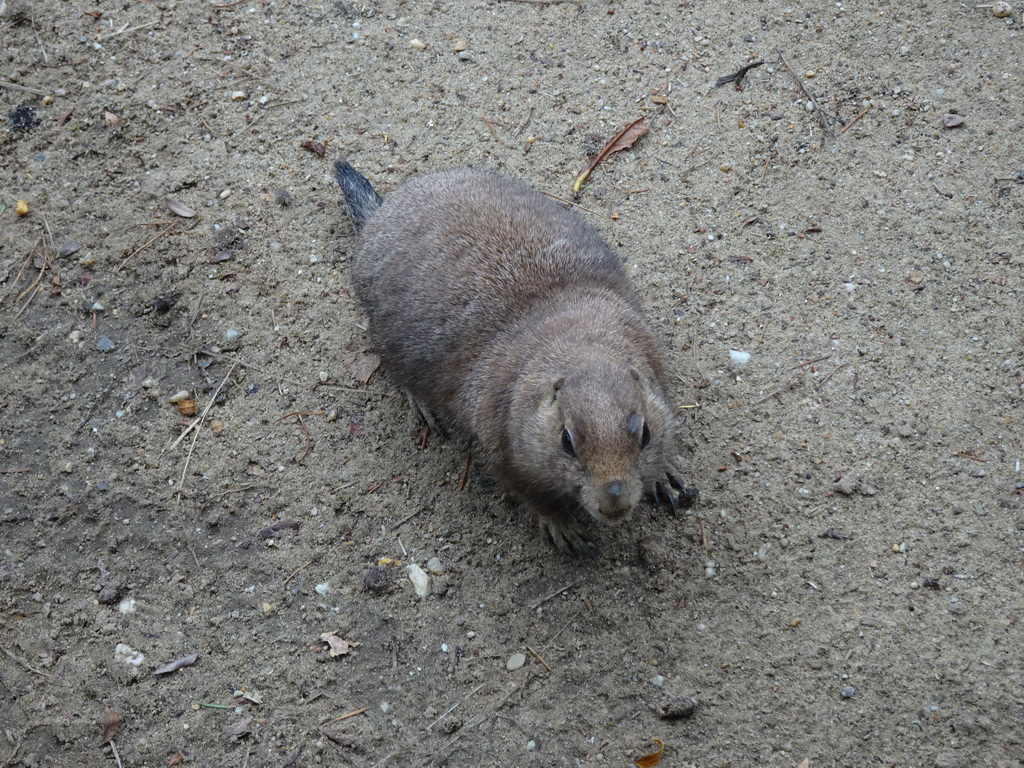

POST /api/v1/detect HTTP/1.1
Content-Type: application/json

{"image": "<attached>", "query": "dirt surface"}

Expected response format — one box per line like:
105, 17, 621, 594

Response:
2, 1, 1023, 766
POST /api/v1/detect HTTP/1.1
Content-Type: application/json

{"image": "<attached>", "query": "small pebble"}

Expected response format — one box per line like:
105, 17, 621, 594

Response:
407, 563, 430, 597
114, 643, 144, 667
168, 390, 191, 404
526, 740, 537, 751
219, 188, 232, 199
60, 241, 82, 257
69, 330, 85, 343
659, 696, 699, 720
650, 674, 665, 687
453, 40, 468, 52
223, 329, 240, 344
363, 566, 391, 593
992, 1, 1012, 17
91, 302, 105, 312
211, 420, 224, 436
96, 335, 115, 352
506, 652, 527, 671
729, 349, 751, 365
408, 38, 427, 50
315, 582, 329, 595
231, 90, 247, 101
942, 114, 965, 128
425, 557, 445, 575
841, 685, 856, 699
319, 371, 329, 383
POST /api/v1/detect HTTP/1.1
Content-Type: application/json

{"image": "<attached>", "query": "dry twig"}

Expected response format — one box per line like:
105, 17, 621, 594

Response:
775, 50, 835, 137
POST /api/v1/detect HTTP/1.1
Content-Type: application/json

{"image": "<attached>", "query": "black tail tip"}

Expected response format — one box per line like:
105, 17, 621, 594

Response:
333, 159, 383, 232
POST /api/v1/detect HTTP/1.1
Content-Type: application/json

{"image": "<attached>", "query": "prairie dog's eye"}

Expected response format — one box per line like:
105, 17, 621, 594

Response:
561, 427, 576, 457
640, 421, 652, 450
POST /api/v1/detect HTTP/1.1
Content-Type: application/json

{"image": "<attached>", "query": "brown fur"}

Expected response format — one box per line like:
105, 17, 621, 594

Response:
340, 166, 686, 556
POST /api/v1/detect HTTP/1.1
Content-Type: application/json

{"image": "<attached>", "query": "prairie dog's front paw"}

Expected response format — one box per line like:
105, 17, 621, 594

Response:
538, 513, 599, 559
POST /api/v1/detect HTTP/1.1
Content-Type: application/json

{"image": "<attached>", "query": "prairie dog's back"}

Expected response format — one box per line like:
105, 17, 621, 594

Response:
351, 169, 644, 407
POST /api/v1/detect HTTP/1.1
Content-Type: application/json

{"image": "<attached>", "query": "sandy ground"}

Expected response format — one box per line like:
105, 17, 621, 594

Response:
2, 0, 1023, 766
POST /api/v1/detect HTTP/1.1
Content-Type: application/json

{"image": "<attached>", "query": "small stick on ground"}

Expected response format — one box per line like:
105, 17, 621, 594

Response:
116, 221, 180, 271
525, 645, 553, 673
393, 507, 425, 530
283, 559, 316, 587
790, 355, 830, 370
538, 190, 614, 221
715, 60, 765, 90
98, 19, 160, 40
529, 581, 578, 611
278, 411, 322, 461
752, 378, 801, 406
425, 683, 486, 732
328, 707, 369, 724
108, 740, 124, 768
198, 484, 259, 513
815, 361, 848, 390
0, 468, 30, 474
775, 50, 835, 137
837, 104, 872, 136
0, 80, 48, 95
174, 362, 237, 504
458, 455, 471, 492
515, 106, 535, 137
698, 516, 709, 550
1, 646, 53, 678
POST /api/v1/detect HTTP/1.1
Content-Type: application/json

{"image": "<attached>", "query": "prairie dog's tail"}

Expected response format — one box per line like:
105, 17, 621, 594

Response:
333, 160, 383, 232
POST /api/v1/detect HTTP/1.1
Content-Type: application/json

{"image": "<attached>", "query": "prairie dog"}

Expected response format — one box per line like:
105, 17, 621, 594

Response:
334, 161, 693, 556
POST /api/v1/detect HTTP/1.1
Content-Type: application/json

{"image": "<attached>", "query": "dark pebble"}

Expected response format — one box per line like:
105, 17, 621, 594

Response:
60, 241, 83, 257
96, 336, 115, 352
363, 566, 392, 593
658, 696, 699, 720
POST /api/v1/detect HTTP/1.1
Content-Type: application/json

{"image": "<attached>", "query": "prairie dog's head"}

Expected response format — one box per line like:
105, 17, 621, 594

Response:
514, 359, 674, 524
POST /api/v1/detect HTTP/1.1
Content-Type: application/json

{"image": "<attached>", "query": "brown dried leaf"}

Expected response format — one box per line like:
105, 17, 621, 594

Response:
165, 196, 197, 218
153, 653, 198, 676
259, 520, 301, 539
100, 707, 119, 744
635, 738, 665, 768
176, 399, 197, 417
168, 754, 184, 767
301, 140, 327, 157
573, 118, 649, 194
319, 632, 360, 658
222, 716, 253, 742
320, 728, 356, 747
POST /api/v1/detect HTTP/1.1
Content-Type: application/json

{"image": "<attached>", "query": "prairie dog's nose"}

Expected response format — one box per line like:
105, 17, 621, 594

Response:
601, 480, 631, 517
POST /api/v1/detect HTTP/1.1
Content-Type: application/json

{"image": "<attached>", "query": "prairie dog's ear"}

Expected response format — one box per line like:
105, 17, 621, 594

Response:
550, 377, 566, 404
541, 378, 566, 411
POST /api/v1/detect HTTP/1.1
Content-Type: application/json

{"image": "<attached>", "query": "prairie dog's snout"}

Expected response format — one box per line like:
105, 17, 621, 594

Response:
334, 160, 694, 556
